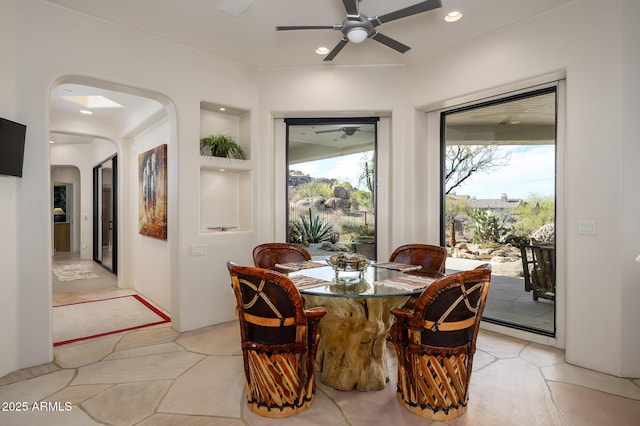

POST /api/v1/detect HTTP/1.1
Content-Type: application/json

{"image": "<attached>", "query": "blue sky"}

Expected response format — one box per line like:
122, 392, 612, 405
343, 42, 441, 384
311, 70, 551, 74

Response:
293, 145, 555, 200
453, 145, 555, 199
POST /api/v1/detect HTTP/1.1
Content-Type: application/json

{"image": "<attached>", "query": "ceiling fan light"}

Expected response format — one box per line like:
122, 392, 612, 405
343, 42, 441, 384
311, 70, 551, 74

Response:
346, 28, 368, 43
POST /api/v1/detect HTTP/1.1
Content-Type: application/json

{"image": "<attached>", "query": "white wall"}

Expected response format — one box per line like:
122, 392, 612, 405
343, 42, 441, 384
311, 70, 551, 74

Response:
405, 0, 639, 377
620, 0, 640, 376
130, 120, 171, 311
257, 65, 406, 258
0, 0, 20, 377
6, 0, 258, 374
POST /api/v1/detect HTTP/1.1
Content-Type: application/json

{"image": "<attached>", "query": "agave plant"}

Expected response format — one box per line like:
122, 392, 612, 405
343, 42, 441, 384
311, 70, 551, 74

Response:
290, 208, 334, 244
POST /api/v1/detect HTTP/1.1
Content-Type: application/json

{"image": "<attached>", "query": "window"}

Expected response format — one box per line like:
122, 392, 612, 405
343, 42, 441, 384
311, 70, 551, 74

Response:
286, 118, 378, 260
441, 86, 557, 336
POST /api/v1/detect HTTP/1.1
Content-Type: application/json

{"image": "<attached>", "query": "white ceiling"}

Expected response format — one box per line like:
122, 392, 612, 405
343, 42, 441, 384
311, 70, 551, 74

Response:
46, 0, 572, 68
46, 0, 570, 144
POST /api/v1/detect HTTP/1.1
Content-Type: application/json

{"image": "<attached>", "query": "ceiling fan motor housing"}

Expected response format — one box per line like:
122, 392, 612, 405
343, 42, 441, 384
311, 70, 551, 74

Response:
340, 15, 374, 41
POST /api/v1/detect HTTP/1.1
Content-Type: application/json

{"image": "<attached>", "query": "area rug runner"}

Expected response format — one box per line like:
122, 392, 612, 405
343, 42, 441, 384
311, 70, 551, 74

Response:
53, 264, 99, 282
53, 295, 170, 346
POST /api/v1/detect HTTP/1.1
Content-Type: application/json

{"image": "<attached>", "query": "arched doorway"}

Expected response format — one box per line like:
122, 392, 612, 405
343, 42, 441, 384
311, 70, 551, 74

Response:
49, 77, 174, 344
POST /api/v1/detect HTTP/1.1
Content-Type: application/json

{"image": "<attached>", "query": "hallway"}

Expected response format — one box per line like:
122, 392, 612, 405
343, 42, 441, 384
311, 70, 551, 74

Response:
52, 252, 122, 306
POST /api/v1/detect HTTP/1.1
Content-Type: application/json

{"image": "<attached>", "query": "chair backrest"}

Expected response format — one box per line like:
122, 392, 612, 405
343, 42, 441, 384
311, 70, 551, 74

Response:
228, 262, 307, 345
389, 244, 447, 274
405, 267, 491, 349
253, 243, 311, 270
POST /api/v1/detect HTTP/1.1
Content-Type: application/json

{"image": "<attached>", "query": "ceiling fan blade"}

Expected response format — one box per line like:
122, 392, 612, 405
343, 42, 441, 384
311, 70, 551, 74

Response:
315, 129, 342, 134
370, 32, 410, 53
276, 25, 335, 31
373, 0, 442, 26
342, 0, 359, 17
323, 39, 349, 61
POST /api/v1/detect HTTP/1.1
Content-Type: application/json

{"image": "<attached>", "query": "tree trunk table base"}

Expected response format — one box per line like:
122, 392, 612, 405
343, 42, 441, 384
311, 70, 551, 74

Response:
303, 294, 408, 391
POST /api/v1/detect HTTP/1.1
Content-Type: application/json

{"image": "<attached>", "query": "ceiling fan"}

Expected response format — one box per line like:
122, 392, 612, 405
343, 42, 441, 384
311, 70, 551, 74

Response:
316, 126, 361, 137
276, 0, 442, 61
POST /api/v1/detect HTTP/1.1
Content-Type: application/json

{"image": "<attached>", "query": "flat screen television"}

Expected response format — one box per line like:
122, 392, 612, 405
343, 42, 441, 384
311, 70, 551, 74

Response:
0, 117, 27, 177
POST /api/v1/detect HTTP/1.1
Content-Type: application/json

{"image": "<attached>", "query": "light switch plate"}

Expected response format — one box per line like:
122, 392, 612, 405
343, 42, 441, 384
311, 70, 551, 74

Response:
578, 220, 596, 235
190, 244, 207, 256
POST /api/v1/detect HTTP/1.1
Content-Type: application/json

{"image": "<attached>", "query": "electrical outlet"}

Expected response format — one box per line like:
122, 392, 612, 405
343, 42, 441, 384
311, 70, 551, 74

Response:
190, 244, 207, 256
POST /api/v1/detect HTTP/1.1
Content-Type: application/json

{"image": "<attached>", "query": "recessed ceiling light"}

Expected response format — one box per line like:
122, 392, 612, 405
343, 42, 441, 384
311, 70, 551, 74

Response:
444, 10, 463, 23
219, 107, 226, 112
316, 46, 330, 55
79, 109, 93, 115
49, 140, 55, 144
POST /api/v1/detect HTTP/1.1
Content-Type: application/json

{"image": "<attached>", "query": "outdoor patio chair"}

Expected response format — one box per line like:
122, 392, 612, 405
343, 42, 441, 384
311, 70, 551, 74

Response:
252, 242, 312, 271
520, 242, 555, 301
390, 267, 492, 420
227, 262, 326, 417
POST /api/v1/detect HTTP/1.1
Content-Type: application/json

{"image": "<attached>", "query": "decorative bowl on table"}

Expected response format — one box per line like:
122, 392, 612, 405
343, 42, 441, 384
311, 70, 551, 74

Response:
326, 253, 370, 277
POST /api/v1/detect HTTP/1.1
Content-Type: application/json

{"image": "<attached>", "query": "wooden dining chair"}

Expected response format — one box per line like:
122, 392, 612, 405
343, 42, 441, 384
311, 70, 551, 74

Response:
252, 242, 312, 270
227, 262, 326, 417
389, 244, 448, 310
389, 266, 492, 420
388, 244, 447, 273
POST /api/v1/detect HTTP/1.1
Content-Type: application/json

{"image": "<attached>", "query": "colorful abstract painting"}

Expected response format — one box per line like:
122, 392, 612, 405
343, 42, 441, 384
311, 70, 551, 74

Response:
138, 144, 167, 240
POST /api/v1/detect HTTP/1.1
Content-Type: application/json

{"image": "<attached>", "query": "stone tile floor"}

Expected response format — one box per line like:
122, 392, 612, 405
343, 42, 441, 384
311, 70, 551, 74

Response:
1, 321, 639, 426
2, 253, 637, 425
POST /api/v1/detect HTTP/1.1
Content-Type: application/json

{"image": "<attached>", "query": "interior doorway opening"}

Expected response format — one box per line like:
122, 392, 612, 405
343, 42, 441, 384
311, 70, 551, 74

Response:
52, 181, 74, 253
49, 76, 175, 344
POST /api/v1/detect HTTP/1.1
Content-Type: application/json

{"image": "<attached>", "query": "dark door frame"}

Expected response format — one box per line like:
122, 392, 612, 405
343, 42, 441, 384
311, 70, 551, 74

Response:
93, 155, 118, 274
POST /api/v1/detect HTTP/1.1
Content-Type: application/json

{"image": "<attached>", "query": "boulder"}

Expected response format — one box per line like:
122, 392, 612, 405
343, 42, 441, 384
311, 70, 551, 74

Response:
333, 186, 350, 199
296, 196, 327, 212
531, 223, 555, 243
325, 197, 351, 210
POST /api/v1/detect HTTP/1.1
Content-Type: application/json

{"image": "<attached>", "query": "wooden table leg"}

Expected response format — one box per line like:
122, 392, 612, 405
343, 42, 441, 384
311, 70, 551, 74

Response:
303, 295, 408, 391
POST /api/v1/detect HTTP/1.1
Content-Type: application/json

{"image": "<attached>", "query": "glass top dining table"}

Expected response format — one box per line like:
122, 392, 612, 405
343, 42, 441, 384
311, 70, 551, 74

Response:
284, 260, 442, 298
280, 259, 443, 391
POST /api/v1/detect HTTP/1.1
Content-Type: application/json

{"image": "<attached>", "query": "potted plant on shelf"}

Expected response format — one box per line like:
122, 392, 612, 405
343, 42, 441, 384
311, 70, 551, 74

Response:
200, 132, 247, 160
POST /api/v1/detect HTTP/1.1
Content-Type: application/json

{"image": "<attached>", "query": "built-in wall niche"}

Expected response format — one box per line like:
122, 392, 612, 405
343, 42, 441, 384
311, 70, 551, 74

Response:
199, 101, 252, 234
200, 101, 250, 159
200, 167, 251, 233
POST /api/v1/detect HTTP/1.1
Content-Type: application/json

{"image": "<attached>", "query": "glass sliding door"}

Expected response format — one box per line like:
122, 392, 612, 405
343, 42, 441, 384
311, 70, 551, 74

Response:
441, 86, 557, 336
286, 118, 378, 260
